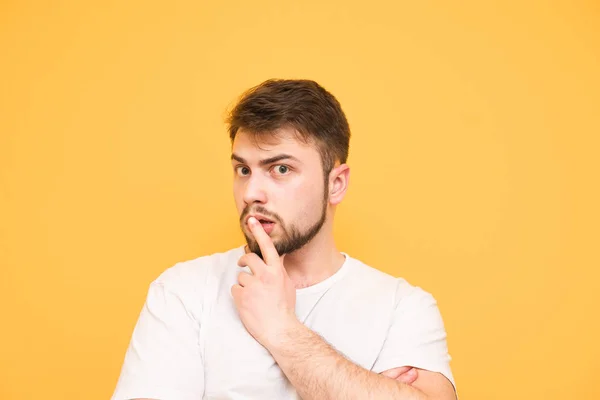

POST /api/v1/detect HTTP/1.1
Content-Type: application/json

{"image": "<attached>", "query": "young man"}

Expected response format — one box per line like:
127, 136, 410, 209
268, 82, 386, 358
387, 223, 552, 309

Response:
112, 79, 457, 400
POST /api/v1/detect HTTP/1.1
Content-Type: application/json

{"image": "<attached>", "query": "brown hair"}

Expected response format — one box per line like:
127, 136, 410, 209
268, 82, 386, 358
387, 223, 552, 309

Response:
226, 79, 351, 174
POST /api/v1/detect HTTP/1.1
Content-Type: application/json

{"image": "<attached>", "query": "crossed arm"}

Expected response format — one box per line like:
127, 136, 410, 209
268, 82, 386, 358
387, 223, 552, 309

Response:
129, 216, 456, 400
229, 217, 456, 400
264, 317, 455, 400
134, 363, 455, 400
130, 301, 454, 400
133, 366, 435, 400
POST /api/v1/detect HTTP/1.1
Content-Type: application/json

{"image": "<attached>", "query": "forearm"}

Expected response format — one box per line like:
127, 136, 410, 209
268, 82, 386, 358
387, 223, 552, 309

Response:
268, 322, 429, 400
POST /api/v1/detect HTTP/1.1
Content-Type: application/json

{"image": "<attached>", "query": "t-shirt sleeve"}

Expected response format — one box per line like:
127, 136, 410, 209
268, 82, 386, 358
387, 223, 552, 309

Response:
371, 282, 455, 389
111, 280, 205, 400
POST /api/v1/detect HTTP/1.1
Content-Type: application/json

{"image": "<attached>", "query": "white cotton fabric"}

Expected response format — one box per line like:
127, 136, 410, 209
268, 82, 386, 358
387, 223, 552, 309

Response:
112, 246, 455, 400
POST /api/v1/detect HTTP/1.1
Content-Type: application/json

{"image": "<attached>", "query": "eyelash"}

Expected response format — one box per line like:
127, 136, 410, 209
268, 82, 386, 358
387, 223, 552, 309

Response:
235, 165, 291, 176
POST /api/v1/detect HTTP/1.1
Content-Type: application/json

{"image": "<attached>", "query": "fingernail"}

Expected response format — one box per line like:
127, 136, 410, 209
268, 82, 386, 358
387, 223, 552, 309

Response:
248, 217, 257, 225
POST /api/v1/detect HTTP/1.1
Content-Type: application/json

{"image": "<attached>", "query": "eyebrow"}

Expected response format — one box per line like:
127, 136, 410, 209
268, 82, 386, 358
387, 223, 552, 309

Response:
231, 153, 301, 166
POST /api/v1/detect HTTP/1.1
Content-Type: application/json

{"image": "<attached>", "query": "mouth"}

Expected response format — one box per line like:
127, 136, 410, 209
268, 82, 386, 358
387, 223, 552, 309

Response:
247, 215, 276, 234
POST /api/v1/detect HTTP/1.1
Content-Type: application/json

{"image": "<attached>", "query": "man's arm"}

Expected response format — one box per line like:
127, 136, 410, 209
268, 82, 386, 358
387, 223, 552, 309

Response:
111, 268, 205, 400
129, 370, 421, 400
265, 318, 455, 400
233, 218, 455, 400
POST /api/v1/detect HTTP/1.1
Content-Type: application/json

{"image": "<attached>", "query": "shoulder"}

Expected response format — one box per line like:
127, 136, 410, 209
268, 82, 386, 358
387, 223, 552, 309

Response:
344, 255, 438, 307
343, 255, 399, 288
152, 246, 245, 296
394, 277, 438, 308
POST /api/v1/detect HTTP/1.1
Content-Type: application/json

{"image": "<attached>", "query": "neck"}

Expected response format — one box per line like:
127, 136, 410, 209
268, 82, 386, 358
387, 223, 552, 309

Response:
280, 219, 346, 289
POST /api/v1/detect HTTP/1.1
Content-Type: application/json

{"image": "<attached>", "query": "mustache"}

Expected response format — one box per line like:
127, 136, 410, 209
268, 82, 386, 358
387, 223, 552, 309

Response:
240, 205, 283, 225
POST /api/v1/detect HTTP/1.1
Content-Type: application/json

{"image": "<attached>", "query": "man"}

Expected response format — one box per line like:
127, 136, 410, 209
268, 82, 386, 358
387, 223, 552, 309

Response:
112, 79, 457, 399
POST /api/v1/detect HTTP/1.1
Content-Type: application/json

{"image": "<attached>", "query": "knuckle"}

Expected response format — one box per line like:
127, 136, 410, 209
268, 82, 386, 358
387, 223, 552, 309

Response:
238, 271, 252, 286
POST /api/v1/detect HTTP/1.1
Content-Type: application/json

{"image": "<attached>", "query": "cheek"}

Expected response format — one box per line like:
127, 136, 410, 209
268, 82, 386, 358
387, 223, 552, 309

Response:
287, 183, 325, 223
232, 184, 245, 214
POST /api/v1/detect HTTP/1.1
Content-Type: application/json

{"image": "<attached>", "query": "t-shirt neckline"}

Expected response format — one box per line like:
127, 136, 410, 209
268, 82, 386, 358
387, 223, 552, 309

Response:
295, 252, 351, 295
234, 246, 351, 295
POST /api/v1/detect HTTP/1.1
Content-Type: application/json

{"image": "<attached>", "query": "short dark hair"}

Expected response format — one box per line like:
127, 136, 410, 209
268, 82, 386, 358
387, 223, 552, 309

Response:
226, 79, 351, 174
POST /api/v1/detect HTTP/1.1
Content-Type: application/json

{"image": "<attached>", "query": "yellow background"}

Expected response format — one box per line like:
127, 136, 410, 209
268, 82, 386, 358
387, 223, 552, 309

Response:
1, 1, 599, 399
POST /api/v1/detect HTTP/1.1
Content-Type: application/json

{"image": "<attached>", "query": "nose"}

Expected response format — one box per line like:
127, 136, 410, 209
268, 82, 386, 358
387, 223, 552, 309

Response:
242, 174, 268, 206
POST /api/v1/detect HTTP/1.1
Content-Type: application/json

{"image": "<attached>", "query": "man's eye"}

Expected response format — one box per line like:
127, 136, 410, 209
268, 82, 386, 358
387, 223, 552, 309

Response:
273, 165, 290, 175
236, 166, 250, 176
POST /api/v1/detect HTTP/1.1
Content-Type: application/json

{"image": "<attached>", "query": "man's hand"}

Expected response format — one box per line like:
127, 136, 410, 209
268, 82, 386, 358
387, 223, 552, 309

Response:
381, 366, 419, 385
231, 216, 299, 347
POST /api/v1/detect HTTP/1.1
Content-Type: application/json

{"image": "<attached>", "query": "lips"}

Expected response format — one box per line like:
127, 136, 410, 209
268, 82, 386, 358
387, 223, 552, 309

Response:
259, 221, 275, 234
247, 215, 276, 234
247, 214, 274, 224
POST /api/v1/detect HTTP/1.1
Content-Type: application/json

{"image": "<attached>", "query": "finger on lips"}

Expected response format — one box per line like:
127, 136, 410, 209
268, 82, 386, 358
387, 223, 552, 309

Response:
247, 217, 280, 265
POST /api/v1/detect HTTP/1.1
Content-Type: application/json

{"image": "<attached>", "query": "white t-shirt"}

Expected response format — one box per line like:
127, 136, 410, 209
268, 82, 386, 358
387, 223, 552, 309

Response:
112, 246, 455, 400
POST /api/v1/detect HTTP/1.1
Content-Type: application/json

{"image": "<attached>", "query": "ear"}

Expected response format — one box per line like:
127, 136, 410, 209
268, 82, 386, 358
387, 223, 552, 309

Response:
328, 163, 350, 206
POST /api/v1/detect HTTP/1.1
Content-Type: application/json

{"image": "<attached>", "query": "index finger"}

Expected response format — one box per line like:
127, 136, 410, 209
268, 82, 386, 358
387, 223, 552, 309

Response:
247, 216, 280, 266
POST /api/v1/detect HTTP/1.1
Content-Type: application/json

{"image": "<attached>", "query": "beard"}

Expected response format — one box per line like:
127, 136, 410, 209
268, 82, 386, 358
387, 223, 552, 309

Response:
240, 197, 328, 260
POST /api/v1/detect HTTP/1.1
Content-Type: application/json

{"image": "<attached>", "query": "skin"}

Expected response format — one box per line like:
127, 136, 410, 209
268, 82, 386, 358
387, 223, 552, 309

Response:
135, 370, 418, 400
228, 128, 456, 399
231, 127, 346, 287
134, 127, 452, 400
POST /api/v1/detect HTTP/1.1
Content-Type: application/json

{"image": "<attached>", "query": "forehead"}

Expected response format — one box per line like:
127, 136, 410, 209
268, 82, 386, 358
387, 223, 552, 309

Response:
232, 127, 320, 160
